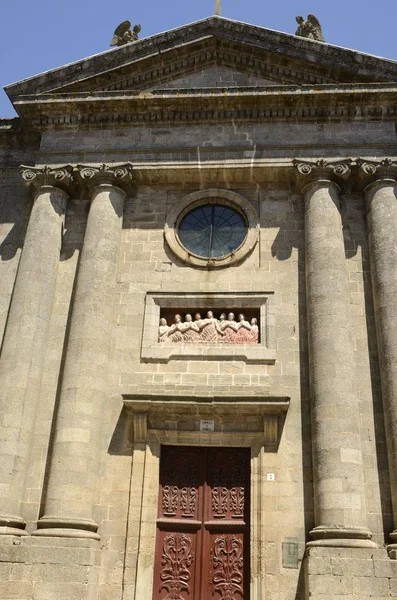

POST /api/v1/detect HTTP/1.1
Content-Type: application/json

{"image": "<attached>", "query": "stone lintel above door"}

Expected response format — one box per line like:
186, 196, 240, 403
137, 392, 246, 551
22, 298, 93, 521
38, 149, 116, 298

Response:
122, 393, 290, 449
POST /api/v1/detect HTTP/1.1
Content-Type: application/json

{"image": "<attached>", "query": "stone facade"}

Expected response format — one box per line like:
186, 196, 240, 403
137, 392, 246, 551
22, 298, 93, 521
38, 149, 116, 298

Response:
1, 14, 397, 600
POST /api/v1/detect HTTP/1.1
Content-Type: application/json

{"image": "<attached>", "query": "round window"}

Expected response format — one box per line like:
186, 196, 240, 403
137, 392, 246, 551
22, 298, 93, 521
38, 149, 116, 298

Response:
177, 203, 248, 259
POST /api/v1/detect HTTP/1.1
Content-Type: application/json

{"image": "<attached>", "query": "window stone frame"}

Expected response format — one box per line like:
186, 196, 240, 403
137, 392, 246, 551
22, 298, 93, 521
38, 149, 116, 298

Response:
141, 292, 276, 363
165, 189, 259, 268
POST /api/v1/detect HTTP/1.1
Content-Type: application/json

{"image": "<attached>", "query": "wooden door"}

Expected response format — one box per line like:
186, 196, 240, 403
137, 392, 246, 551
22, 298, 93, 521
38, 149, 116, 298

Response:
153, 446, 250, 600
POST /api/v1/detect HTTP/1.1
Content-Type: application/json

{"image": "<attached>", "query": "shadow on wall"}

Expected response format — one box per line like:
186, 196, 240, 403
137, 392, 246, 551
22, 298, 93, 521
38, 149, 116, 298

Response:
108, 405, 134, 457
0, 181, 30, 261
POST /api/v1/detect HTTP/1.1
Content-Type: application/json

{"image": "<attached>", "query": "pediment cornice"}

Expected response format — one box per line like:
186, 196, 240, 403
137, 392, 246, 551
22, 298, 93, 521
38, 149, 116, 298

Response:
5, 16, 397, 105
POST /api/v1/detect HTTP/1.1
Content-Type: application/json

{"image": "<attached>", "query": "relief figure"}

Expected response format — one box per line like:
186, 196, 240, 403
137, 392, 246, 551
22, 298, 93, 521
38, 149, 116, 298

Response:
222, 312, 239, 343
158, 317, 170, 342
201, 310, 225, 343
158, 310, 259, 344
167, 314, 184, 343
181, 314, 201, 343
250, 317, 259, 343
235, 313, 252, 343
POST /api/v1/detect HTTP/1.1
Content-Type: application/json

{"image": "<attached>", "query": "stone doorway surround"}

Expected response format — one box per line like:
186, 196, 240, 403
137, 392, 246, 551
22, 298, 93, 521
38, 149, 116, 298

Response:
122, 393, 290, 600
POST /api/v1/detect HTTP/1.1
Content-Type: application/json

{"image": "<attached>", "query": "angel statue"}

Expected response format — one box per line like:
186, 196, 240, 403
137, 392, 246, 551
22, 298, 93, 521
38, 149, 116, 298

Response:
110, 21, 142, 47
295, 14, 325, 42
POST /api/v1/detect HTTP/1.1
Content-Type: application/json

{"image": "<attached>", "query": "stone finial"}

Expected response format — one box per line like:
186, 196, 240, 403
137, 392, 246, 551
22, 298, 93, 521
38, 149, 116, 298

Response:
75, 163, 135, 195
295, 14, 325, 42
357, 158, 397, 185
110, 21, 141, 47
20, 165, 74, 192
293, 159, 352, 192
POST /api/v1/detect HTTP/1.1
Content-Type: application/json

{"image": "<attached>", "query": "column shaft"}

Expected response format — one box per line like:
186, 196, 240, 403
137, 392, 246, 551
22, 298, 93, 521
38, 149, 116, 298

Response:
296, 160, 374, 547
0, 166, 71, 535
363, 169, 397, 547
36, 164, 133, 539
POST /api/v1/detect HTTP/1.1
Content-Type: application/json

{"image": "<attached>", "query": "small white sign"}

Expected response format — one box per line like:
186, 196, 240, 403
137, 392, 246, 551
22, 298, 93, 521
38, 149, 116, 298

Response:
200, 420, 215, 432
266, 472, 276, 481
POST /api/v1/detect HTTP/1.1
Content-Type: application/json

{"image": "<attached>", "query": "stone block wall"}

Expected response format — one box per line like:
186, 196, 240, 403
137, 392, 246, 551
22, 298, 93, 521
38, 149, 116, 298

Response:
0, 116, 394, 599
305, 547, 397, 599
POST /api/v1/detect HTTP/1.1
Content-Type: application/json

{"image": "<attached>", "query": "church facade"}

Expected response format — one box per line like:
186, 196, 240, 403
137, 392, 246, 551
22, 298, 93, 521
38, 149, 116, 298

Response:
1, 15, 397, 600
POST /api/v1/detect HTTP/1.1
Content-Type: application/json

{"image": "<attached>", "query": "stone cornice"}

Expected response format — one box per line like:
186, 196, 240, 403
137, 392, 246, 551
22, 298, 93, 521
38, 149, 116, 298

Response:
5, 16, 397, 103
20, 164, 75, 193
12, 83, 397, 130
66, 38, 337, 95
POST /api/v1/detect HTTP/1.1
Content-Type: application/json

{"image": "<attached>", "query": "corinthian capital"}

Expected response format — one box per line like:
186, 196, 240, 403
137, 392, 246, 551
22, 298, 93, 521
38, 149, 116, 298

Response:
20, 165, 74, 193
293, 158, 352, 192
357, 158, 397, 185
75, 163, 135, 195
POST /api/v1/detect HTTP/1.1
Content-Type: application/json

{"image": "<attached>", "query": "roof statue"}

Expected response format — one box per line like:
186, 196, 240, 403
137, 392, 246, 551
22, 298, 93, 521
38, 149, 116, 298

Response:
295, 14, 325, 42
110, 21, 142, 47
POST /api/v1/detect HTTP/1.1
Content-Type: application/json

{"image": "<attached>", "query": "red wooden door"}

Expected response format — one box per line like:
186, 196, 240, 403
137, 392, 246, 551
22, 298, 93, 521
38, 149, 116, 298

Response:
153, 446, 250, 600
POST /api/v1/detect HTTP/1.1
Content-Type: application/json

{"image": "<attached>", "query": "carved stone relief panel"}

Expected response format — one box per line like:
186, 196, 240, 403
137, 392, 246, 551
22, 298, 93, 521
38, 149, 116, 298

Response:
142, 292, 276, 363
159, 309, 260, 345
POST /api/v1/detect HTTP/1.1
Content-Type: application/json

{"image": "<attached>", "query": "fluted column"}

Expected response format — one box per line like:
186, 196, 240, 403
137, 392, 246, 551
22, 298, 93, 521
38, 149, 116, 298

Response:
359, 159, 397, 552
0, 165, 73, 535
294, 159, 375, 547
35, 164, 134, 540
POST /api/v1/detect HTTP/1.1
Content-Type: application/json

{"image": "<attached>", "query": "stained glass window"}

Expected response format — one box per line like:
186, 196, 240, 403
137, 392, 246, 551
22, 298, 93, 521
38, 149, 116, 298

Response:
178, 204, 248, 259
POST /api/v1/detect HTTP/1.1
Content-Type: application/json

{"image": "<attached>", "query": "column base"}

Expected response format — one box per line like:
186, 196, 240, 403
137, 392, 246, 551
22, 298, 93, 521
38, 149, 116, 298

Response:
308, 526, 377, 548
33, 516, 100, 541
0, 515, 27, 536
386, 531, 397, 557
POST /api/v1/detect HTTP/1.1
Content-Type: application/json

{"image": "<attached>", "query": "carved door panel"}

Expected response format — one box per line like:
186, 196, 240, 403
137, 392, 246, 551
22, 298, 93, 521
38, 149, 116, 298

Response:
153, 446, 250, 600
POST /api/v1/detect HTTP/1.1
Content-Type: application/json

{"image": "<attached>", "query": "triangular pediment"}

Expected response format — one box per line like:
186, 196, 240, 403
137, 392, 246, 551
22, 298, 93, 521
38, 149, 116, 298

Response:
141, 65, 278, 92
5, 16, 397, 105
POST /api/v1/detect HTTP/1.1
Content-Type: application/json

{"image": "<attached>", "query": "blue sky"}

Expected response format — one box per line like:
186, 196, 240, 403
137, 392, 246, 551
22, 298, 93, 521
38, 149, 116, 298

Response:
1, 0, 396, 117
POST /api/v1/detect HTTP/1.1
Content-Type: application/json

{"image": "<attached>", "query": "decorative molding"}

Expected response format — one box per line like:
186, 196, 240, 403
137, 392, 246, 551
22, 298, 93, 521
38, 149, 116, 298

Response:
133, 412, 147, 443
357, 158, 397, 188
24, 101, 397, 129
75, 163, 135, 195
263, 414, 279, 447
160, 533, 194, 599
14, 83, 397, 130
123, 393, 290, 451
102, 46, 334, 94
20, 164, 74, 193
211, 535, 244, 598
293, 158, 352, 193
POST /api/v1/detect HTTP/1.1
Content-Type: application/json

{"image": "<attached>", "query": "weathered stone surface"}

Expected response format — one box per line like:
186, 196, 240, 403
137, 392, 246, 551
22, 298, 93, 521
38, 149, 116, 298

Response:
0, 12, 397, 600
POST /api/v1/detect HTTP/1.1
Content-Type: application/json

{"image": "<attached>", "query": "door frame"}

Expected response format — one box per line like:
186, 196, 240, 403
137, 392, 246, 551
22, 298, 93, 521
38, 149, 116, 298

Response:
122, 394, 289, 600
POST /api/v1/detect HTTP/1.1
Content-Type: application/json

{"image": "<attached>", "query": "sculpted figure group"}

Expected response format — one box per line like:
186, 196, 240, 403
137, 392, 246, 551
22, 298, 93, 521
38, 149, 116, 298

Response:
159, 311, 259, 344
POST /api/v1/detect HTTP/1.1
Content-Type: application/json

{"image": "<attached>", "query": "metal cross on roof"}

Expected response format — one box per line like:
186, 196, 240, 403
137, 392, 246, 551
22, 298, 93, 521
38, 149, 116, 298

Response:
215, 0, 221, 15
